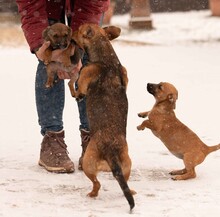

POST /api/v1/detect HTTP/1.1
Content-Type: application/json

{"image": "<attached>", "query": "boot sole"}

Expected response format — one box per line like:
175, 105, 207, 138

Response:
38, 159, 75, 173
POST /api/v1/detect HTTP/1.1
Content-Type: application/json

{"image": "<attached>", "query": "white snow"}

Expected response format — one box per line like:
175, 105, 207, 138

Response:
0, 10, 220, 217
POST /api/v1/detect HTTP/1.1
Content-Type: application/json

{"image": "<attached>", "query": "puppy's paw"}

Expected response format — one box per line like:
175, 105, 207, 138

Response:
76, 93, 86, 102
45, 82, 53, 88
62, 59, 72, 68
138, 112, 146, 118
137, 125, 144, 131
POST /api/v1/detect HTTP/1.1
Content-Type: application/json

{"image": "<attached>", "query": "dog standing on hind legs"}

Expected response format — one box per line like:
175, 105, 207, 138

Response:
71, 23, 135, 211
137, 82, 220, 180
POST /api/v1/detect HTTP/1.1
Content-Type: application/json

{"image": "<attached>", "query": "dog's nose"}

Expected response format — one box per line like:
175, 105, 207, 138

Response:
147, 83, 155, 94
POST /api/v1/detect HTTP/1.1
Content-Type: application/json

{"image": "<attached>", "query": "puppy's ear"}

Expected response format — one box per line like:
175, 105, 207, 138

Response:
82, 25, 95, 39
42, 26, 51, 40
103, 26, 121, 40
168, 94, 178, 109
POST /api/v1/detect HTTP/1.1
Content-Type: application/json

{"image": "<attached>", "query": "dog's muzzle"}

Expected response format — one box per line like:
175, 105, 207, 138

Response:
147, 83, 156, 95
52, 43, 68, 50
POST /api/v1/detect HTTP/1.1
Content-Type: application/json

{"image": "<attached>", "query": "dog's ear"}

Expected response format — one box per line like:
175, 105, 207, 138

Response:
168, 93, 178, 109
82, 25, 95, 39
103, 26, 121, 40
42, 26, 51, 40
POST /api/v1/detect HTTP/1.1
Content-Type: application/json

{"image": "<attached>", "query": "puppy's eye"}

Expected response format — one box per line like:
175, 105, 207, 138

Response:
53, 34, 58, 38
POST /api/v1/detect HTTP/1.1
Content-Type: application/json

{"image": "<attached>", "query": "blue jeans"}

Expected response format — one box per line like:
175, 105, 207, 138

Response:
35, 57, 89, 136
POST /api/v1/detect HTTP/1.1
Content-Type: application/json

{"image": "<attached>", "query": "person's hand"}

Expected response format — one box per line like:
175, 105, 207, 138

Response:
35, 41, 76, 63
35, 41, 82, 79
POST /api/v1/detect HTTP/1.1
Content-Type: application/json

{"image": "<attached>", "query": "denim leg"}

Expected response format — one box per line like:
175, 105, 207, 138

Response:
75, 53, 89, 131
35, 61, 64, 135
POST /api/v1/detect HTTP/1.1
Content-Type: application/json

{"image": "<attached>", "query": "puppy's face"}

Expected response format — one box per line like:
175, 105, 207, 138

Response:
42, 23, 72, 50
147, 82, 178, 107
72, 23, 121, 50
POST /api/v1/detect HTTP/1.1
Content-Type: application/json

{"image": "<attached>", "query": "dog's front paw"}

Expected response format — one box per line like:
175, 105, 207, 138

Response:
137, 125, 144, 131
138, 113, 146, 118
76, 93, 86, 102
45, 82, 53, 88
62, 59, 72, 68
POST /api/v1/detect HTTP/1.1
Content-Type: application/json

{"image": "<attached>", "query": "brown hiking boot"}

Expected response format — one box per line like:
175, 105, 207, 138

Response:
38, 130, 75, 173
78, 129, 90, 170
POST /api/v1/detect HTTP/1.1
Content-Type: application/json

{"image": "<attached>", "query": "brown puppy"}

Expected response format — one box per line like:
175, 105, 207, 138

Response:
137, 82, 220, 180
42, 23, 81, 88
71, 24, 135, 211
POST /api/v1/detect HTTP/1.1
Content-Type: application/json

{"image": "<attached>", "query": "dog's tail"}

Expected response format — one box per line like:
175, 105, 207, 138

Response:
107, 156, 135, 211
207, 143, 220, 155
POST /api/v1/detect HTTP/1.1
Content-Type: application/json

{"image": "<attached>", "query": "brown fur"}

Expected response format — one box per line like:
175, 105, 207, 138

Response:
42, 23, 81, 88
137, 82, 220, 180
71, 24, 135, 211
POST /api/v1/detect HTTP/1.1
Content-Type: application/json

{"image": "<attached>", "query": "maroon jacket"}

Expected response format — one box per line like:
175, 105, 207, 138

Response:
16, 0, 109, 53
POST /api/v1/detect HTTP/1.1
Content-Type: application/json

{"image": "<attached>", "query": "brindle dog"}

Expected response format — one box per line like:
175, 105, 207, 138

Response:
71, 24, 135, 211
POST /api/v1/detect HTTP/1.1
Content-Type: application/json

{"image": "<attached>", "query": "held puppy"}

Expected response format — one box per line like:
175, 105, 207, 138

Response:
137, 82, 220, 180
42, 23, 81, 88
71, 24, 135, 211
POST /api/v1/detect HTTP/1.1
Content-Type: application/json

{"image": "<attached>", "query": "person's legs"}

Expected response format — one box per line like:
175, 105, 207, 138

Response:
35, 61, 64, 135
35, 61, 74, 173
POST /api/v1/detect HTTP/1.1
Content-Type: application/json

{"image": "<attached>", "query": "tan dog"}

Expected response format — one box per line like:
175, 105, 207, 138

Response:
42, 23, 81, 88
137, 82, 220, 180
71, 24, 135, 211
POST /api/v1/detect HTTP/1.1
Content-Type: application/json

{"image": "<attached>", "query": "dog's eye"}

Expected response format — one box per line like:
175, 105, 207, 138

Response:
53, 34, 58, 38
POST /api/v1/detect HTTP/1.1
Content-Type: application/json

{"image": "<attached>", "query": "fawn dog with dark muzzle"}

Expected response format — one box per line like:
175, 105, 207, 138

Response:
137, 82, 220, 180
71, 23, 135, 211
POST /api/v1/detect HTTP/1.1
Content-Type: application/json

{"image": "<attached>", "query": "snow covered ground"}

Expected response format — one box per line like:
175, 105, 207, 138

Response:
0, 10, 220, 217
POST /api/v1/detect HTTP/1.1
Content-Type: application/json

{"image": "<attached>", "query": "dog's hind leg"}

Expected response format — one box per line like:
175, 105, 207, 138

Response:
82, 139, 101, 197
172, 152, 205, 180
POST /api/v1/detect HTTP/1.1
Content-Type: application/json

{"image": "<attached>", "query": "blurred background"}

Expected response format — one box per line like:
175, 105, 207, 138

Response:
0, 0, 219, 47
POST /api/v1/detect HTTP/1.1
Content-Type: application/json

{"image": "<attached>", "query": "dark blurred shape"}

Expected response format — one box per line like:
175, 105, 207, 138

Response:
0, 0, 18, 12
114, 0, 209, 14
114, 0, 131, 14
150, 0, 209, 12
